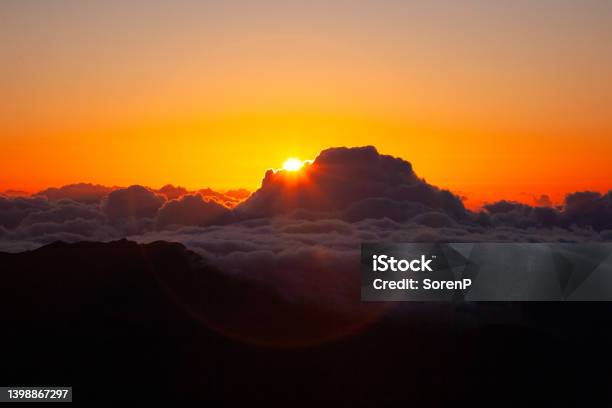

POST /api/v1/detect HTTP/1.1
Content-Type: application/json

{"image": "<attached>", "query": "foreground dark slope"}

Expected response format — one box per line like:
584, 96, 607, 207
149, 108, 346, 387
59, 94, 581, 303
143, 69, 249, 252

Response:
1, 240, 611, 405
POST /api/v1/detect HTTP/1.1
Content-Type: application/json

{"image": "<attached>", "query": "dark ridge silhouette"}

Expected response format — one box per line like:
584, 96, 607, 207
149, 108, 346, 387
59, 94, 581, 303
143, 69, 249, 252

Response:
1, 240, 612, 404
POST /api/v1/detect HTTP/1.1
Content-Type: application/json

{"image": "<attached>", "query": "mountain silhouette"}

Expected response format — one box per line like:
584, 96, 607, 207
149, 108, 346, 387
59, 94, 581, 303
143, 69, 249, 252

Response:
1, 240, 612, 404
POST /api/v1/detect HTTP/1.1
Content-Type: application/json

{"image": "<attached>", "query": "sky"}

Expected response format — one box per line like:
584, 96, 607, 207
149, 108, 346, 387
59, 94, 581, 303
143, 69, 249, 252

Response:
1, 0, 611, 207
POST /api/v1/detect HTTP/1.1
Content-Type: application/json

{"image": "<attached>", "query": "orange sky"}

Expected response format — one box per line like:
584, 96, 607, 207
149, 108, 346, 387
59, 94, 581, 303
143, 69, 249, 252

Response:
2, 1, 611, 208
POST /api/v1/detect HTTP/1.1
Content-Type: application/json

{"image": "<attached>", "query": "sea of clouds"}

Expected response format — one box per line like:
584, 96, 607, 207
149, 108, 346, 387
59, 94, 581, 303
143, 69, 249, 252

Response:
1, 146, 610, 264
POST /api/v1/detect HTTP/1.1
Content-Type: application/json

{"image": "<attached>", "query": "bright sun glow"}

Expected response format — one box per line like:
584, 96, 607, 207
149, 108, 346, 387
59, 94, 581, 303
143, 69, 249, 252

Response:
282, 158, 304, 172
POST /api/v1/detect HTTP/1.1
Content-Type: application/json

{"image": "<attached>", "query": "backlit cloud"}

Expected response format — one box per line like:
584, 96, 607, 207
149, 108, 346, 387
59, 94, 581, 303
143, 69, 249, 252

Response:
237, 146, 466, 220
102, 185, 166, 220
36, 183, 114, 204
157, 193, 231, 229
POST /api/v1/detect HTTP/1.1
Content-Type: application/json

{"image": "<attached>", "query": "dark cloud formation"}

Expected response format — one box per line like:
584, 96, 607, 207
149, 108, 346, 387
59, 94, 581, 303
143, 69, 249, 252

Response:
238, 146, 466, 221
197, 188, 245, 208
19, 199, 105, 226
0, 196, 51, 229
480, 191, 612, 231
157, 193, 231, 229
102, 185, 166, 220
0, 197, 117, 252
340, 198, 429, 223
564, 191, 612, 231
32, 182, 250, 208
156, 184, 189, 200
535, 194, 553, 207
0, 184, 242, 251
155, 184, 248, 207
35, 183, 114, 204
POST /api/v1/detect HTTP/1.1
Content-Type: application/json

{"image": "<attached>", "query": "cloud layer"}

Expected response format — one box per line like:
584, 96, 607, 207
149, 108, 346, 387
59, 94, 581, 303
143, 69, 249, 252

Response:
0, 146, 609, 256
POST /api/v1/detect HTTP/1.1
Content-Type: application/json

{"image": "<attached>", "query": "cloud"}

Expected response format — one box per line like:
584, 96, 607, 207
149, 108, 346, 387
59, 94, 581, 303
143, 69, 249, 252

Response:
137, 213, 602, 276
535, 194, 553, 207
12, 218, 116, 243
564, 191, 612, 231
156, 184, 190, 200
0, 196, 51, 229
0, 217, 119, 253
19, 199, 105, 226
157, 193, 231, 229
35, 183, 114, 204
480, 200, 537, 229
237, 146, 466, 221
0, 185, 246, 251
480, 191, 612, 231
134, 215, 605, 264
102, 185, 166, 220
340, 198, 428, 223
150, 185, 250, 208
412, 211, 458, 228
483, 200, 532, 215
197, 188, 246, 208
0, 197, 116, 251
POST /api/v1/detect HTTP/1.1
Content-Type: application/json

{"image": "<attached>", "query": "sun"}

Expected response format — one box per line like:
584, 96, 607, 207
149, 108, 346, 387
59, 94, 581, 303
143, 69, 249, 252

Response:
282, 158, 304, 172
